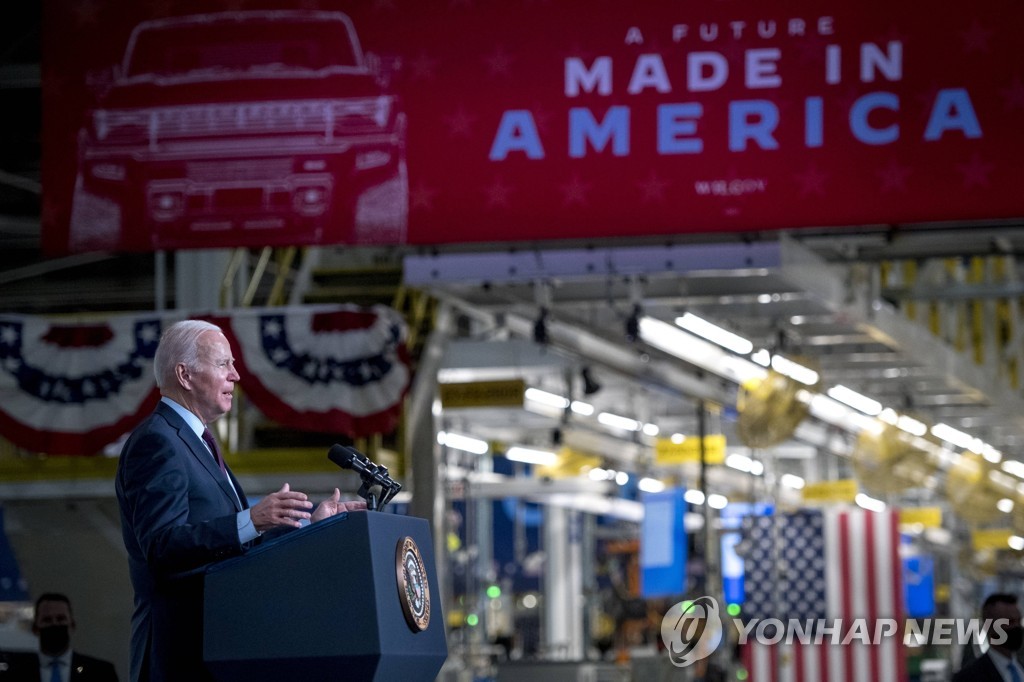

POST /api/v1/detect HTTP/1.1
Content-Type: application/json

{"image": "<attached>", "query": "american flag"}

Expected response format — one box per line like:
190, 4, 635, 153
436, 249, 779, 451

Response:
740, 507, 906, 681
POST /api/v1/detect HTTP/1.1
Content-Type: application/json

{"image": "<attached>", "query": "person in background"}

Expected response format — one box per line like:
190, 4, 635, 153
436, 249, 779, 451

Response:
115, 319, 362, 682
954, 592, 1024, 681
0, 593, 118, 681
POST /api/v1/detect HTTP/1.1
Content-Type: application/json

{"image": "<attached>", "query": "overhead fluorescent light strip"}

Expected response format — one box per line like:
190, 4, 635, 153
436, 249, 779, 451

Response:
437, 431, 489, 454
570, 401, 594, 416
525, 388, 569, 409
598, 412, 642, 431
855, 493, 886, 512
826, 385, 882, 416
638, 317, 765, 385
780, 474, 805, 489
769, 355, 819, 386
752, 350, 820, 386
931, 423, 995, 459
505, 446, 558, 466
675, 313, 754, 355
638, 477, 666, 493
1002, 460, 1024, 478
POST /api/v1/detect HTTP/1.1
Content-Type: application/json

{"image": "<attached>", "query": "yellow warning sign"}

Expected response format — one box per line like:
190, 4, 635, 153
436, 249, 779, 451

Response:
655, 434, 726, 465
439, 380, 526, 409
972, 528, 1014, 551
802, 479, 858, 503
899, 507, 943, 528
536, 447, 603, 479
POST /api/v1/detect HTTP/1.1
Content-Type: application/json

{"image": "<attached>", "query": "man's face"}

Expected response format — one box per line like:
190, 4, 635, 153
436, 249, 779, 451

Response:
987, 600, 1023, 652
33, 599, 72, 633
184, 331, 240, 424
989, 601, 1022, 628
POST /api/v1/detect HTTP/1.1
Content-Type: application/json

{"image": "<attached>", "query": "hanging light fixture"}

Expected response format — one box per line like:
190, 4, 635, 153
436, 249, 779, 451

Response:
625, 304, 642, 343
533, 307, 549, 345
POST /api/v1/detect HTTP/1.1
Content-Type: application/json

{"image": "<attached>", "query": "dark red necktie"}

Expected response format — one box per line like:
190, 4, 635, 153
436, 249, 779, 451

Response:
201, 427, 227, 474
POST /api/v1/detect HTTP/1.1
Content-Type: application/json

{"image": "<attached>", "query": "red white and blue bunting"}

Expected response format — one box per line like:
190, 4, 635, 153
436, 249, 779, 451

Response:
0, 315, 163, 456
209, 306, 411, 439
0, 306, 410, 455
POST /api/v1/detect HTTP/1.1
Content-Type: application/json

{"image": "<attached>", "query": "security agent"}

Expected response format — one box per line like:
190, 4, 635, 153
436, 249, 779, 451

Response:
0, 592, 118, 681
954, 593, 1024, 682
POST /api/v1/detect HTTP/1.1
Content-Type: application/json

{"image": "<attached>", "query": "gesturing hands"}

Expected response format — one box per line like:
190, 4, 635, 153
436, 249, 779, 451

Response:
250, 483, 313, 531
311, 488, 368, 523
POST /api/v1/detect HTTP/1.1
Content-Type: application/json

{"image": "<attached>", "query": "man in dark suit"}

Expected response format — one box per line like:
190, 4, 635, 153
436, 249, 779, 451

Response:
954, 592, 1024, 681
0, 592, 118, 681
115, 320, 362, 682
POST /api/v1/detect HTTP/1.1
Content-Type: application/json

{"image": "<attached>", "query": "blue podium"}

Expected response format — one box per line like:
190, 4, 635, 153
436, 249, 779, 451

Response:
203, 511, 447, 681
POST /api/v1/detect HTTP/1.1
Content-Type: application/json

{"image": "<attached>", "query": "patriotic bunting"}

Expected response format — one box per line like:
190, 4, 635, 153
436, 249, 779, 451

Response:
0, 306, 410, 455
0, 314, 164, 455
209, 305, 411, 438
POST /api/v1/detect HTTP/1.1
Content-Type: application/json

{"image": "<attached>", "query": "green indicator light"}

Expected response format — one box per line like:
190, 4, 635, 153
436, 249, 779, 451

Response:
680, 600, 695, 614
486, 585, 502, 599
727, 603, 741, 617
466, 614, 479, 627
737, 670, 748, 680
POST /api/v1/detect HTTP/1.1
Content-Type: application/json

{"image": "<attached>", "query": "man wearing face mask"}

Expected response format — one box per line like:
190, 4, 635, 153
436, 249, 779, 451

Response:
954, 593, 1024, 681
0, 593, 118, 682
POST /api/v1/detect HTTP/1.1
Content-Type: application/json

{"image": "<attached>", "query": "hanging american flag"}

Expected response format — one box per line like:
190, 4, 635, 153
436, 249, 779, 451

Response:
740, 507, 907, 682
211, 305, 411, 438
0, 314, 164, 455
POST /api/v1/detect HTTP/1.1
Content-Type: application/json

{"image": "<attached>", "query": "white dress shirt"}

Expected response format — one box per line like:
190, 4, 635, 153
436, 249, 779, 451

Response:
988, 648, 1024, 682
38, 649, 71, 682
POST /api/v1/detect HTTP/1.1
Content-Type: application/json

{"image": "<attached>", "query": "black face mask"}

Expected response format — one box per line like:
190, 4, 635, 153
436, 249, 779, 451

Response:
38, 625, 70, 655
1005, 625, 1024, 652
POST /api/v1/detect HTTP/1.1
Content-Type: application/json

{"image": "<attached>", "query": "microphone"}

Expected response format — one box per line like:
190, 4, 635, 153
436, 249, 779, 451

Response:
328, 444, 386, 483
327, 444, 402, 508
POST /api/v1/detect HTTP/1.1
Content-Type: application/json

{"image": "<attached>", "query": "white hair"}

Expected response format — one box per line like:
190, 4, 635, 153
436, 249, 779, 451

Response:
153, 319, 223, 389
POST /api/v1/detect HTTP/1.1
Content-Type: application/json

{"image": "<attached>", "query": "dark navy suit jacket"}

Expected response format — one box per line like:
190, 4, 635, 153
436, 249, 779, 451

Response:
115, 401, 248, 682
0, 651, 119, 681
954, 652, 1010, 682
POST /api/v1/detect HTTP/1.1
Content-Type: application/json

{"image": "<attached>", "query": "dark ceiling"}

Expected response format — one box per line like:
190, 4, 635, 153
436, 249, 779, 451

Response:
0, 3, 163, 314
0, 2, 42, 252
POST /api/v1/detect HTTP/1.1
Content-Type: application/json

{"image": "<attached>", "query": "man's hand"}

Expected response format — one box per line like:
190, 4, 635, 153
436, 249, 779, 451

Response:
311, 488, 368, 523
250, 483, 313, 531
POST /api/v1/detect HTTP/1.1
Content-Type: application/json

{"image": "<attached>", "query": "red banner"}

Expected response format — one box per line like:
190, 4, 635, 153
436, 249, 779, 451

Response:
42, 0, 1024, 253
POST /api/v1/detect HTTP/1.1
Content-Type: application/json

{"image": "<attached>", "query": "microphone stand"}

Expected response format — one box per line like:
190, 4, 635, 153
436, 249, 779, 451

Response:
358, 480, 380, 511
354, 462, 401, 511
329, 445, 402, 512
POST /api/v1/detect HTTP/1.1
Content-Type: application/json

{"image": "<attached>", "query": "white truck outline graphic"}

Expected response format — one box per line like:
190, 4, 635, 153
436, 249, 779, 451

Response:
70, 10, 408, 252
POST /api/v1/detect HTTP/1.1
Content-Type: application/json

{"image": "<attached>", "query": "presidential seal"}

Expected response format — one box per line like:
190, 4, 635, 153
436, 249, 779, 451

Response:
396, 536, 431, 632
